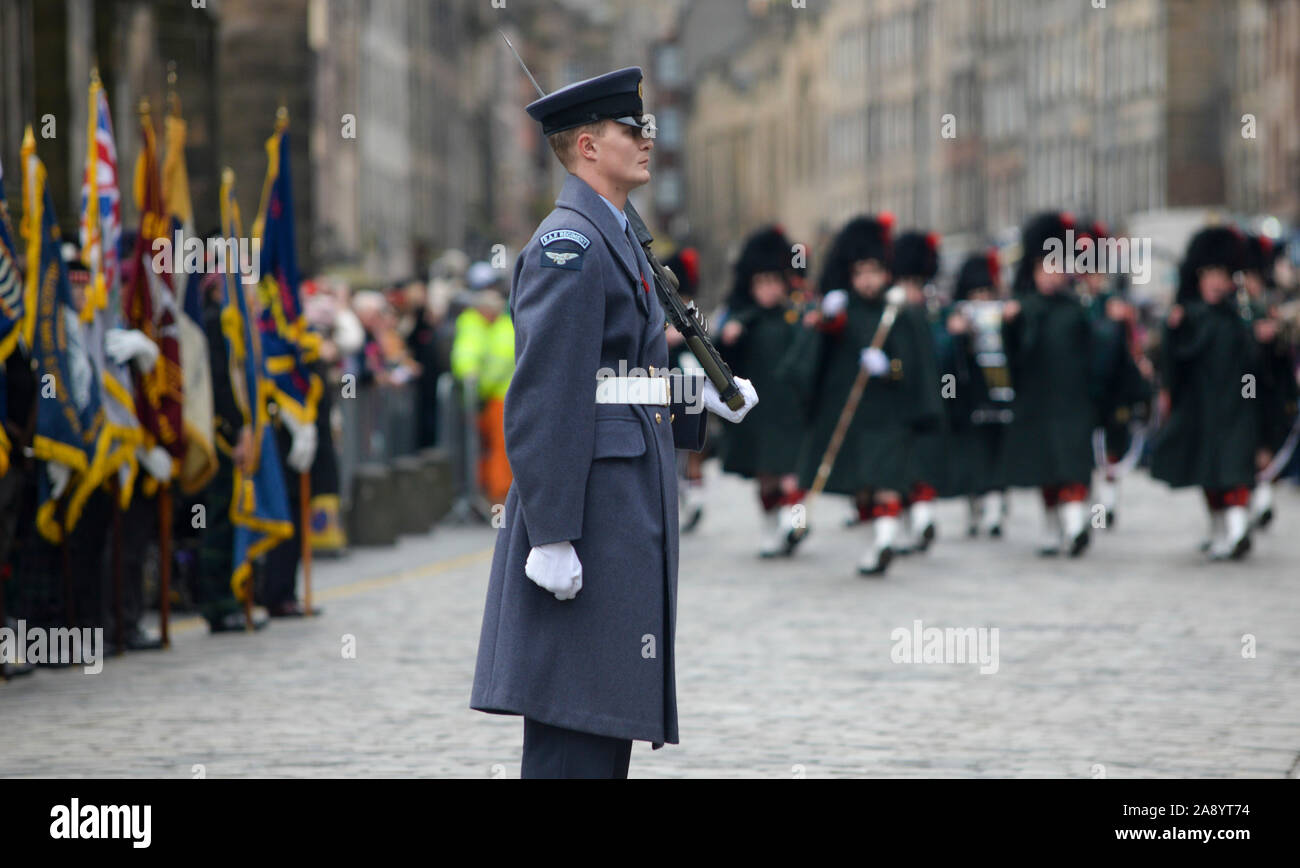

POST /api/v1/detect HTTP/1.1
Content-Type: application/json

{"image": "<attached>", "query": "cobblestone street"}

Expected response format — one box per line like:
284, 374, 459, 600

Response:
2, 467, 1298, 778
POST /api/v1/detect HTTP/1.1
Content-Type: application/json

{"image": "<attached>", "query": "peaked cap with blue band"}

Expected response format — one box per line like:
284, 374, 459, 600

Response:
526, 66, 647, 136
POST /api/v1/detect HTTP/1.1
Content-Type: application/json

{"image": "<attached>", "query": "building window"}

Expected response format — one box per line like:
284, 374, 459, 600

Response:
657, 44, 682, 88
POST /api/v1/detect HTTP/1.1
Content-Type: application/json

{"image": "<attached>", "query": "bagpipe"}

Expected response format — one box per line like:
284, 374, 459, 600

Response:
953, 299, 1014, 409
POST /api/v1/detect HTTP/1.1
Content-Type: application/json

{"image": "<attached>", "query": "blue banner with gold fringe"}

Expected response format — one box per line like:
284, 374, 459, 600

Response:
22, 126, 105, 542
220, 169, 292, 602
252, 114, 321, 426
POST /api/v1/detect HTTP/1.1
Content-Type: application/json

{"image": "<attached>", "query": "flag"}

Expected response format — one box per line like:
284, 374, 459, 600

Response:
71, 72, 143, 518
220, 170, 291, 602
0, 154, 25, 476
252, 112, 321, 426
162, 95, 217, 494
162, 106, 200, 325
123, 101, 184, 472
22, 127, 105, 542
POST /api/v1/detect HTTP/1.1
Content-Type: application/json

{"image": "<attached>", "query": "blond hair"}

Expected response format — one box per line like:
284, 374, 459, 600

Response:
547, 120, 609, 171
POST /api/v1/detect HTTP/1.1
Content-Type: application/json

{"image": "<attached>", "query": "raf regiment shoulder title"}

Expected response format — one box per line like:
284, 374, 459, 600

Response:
540, 229, 591, 271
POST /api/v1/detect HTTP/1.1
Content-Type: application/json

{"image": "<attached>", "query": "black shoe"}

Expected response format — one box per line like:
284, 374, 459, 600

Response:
1232, 533, 1253, 560
1, 659, 37, 679
1105, 509, 1116, 529
681, 505, 703, 533
918, 523, 936, 551
1067, 529, 1090, 558
783, 525, 808, 555
1256, 507, 1273, 530
858, 547, 893, 576
209, 611, 269, 633
989, 524, 1002, 538
268, 600, 322, 618
1212, 533, 1253, 562
1036, 544, 1060, 557
125, 631, 165, 652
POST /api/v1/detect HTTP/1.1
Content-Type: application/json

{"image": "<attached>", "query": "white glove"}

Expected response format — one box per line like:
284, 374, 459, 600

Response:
46, 462, 72, 499
860, 347, 889, 377
105, 328, 159, 373
280, 412, 319, 473
525, 541, 583, 601
138, 445, 173, 482
821, 289, 849, 318
701, 376, 758, 424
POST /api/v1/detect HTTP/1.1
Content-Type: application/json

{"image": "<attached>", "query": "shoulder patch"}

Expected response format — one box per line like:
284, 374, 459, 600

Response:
540, 229, 591, 249
540, 241, 586, 271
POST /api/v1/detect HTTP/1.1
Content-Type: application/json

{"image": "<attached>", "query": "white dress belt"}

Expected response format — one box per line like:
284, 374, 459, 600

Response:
595, 376, 670, 406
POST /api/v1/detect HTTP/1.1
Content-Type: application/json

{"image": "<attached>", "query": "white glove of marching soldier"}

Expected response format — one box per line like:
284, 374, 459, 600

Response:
105, 328, 159, 373
701, 376, 758, 424
859, 347, 889, 378
279, 411, 318, 474
821, 289, 849, 318
525, 541, 583, 601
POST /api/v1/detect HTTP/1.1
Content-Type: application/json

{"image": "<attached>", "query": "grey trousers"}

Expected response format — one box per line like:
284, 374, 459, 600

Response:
521, 718, 633, 779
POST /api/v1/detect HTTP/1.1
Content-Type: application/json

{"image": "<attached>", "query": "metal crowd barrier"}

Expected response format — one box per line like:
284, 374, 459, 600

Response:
335, 374, 491, 544
337, 379, 418, 510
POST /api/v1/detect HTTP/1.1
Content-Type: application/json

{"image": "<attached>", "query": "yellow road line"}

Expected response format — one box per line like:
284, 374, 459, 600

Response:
166, 546, 495, 638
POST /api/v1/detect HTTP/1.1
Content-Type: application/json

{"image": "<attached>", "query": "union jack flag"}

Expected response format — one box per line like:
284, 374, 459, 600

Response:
80, 79, 121, 309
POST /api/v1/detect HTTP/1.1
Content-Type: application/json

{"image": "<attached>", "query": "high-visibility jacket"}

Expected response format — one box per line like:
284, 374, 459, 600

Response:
452, 309, 514, 401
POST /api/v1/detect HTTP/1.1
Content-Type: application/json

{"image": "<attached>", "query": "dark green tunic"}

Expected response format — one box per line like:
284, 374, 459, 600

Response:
941, 311, 1011, 497
1151, 300, 1260, 490
1087, 292, 1152, 459
1246, 299, 1300, 454
779, 293, 942, 495
902, 306, 950, 493
999, 291, 1097, 487
718, 304, 805, 477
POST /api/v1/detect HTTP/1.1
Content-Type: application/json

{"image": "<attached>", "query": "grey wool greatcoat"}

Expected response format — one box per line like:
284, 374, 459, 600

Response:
470, 173, 708, 748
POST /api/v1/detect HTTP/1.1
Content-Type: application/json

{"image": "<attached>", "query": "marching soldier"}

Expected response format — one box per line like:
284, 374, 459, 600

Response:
1001, 212, 1097, 557
1151, 226, 1259, 560
716, 226, 806, 557
780, 215, 942, 576
470, 67, 758, 778
892, 230, 946, 552
1077, 220, 1153, 528
943, 250, 1012, 537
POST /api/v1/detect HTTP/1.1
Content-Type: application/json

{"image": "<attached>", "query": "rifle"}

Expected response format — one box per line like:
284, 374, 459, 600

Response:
626, 203, 744, 410
501, 31, 745, 411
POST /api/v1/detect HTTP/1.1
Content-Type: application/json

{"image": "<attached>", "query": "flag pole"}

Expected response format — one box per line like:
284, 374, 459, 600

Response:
111, 477, 124, 655
61, 535, 74, 630
0, 564, 8, 680
158, 482, 172, 648
300, 471, 313, 616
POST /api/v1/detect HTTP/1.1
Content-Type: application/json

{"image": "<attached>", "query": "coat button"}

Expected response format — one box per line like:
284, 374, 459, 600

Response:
655, 412, 662, 424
